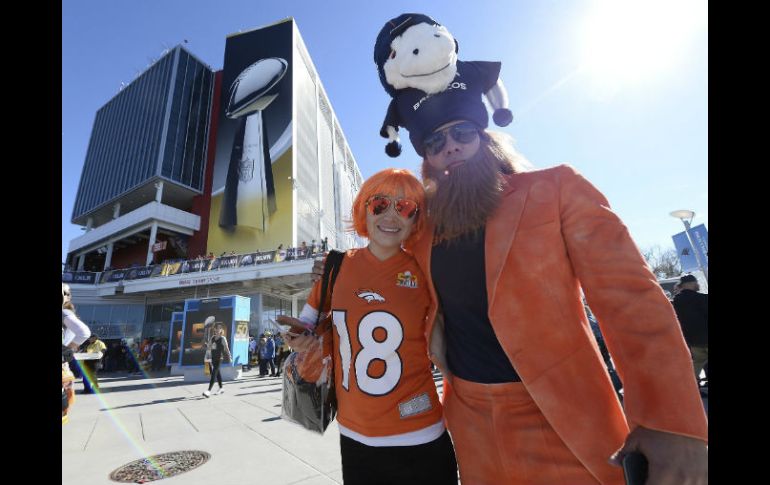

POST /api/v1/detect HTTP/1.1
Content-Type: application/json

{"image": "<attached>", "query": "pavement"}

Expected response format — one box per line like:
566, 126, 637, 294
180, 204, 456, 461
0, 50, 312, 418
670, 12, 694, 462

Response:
62, 368, 706, 485
62, 367, 446, 485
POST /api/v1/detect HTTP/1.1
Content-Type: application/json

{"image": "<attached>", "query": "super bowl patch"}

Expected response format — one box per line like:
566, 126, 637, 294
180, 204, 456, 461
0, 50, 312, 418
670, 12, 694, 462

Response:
396, 271, 418, 288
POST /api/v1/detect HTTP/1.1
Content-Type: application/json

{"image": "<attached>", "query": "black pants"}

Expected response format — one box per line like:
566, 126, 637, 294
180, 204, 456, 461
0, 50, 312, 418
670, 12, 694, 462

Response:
82, 360, 100, 393
208, 361, 223, 391
274, 351, 288, 375
259, 358, 275, 375
340, 430, 458, 485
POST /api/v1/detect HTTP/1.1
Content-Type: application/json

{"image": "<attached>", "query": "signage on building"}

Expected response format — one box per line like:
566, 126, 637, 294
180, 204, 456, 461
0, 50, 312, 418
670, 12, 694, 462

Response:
208, 19, 294, 255
152, 241, 167, 252
62, 272, 97, 284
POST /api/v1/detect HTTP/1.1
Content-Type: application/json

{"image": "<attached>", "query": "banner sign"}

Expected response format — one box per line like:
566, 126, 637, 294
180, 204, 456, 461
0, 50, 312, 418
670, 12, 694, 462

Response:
672, 224, 708, 273
152, 241, 167, 252
61, 272, 97, 284
124, 266, 155, 280
105, 270, 128, 283
161, 262, 183, 276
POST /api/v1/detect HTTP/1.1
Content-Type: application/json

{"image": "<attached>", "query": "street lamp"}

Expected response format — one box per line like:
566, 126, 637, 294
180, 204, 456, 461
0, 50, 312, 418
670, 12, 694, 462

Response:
669, 209, 708, 282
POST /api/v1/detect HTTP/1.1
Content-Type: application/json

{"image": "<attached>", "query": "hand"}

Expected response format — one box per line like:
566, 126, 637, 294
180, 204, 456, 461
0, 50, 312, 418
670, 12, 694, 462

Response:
609, 426, 707, 485
283, 333, 317, 352
276, 315, 312, 335
310, 254, 328, 283
275, 315, 316, 352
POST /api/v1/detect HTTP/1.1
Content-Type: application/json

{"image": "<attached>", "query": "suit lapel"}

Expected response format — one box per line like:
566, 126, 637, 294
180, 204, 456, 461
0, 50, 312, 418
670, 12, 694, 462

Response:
485, 175, 528, 306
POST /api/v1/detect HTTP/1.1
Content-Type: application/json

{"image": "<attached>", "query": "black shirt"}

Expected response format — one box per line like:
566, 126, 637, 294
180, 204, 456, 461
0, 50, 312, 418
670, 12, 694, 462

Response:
431, 228, 521, 383
672, 289, 708, 346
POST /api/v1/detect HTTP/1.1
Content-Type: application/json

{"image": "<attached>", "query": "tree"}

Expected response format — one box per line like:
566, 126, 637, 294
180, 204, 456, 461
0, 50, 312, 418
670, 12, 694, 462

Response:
641, 245, 681, 279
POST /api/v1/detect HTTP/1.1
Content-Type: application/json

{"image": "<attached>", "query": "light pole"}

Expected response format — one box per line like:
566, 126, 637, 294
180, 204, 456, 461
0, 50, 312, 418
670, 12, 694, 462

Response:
670, 209, 708, 282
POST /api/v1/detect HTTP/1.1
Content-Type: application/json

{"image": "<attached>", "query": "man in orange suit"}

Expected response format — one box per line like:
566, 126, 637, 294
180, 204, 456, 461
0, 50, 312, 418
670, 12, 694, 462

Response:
364, 13, 708, 485
412, 124, 708, 484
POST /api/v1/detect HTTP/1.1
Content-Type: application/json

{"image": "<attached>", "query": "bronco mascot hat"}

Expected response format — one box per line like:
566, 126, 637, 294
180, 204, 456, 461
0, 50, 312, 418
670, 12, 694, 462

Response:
374, 13, 513, 157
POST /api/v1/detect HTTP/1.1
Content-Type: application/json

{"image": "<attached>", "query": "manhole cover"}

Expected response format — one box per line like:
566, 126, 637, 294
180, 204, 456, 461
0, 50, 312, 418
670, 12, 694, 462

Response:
109, 451, 210, 483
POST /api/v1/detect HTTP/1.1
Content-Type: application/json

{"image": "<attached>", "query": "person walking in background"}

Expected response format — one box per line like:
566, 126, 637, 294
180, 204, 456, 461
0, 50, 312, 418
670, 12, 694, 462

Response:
150, 339, 165, 372
202, 324, 232, 398
63, 283, 91, 423
248, 336, 257, 370
672, 274, 708, 395
273, 333, 289, 376
259, 332, 276, 377
62, 284, 91, 352
82, 334, 107, 394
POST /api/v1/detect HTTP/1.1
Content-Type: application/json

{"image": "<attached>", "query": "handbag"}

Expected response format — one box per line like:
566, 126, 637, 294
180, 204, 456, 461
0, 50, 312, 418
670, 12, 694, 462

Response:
281, 250, 344, 434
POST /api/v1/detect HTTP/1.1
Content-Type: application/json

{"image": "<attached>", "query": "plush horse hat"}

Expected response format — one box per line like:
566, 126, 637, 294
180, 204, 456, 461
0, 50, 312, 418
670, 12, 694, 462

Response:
374, 13, 513, 157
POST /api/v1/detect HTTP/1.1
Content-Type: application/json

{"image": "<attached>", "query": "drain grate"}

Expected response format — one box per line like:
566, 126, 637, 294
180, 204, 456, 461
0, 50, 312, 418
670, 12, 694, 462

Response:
109, 450, 210, 483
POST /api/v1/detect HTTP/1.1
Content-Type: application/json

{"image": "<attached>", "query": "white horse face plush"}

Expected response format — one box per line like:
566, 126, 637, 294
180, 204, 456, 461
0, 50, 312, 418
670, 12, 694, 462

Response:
383, 23, 458, 95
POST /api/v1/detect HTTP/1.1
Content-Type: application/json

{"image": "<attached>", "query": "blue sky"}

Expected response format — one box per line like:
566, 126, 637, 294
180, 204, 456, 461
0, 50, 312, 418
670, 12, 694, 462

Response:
62, 0, 707, 266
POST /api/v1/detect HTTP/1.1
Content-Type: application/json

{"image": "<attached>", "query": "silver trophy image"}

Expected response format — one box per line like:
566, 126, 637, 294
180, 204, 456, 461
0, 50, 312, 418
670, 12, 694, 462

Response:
220, 57, 288, 230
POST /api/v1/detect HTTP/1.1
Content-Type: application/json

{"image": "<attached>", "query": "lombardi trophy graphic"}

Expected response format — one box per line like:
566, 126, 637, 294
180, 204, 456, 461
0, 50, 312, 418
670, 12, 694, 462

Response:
220, 57, 288, 230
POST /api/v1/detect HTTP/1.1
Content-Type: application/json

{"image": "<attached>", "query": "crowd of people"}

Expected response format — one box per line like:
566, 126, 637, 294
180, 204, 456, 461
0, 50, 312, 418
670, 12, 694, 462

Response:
246, 332, 291, 378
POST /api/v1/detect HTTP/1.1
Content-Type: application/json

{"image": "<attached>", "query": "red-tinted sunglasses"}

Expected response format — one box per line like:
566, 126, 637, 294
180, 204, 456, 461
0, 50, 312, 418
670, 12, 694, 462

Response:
366, 195, 419, 219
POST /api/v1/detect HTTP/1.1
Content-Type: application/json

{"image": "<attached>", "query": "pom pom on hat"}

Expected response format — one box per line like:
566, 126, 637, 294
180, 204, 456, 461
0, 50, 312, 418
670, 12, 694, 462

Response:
385, 141, 402, 158
493, 108, 513, 127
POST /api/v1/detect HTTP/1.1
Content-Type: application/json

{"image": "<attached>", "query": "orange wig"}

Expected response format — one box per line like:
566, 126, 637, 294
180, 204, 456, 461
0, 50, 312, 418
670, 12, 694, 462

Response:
350, 168, 425, 247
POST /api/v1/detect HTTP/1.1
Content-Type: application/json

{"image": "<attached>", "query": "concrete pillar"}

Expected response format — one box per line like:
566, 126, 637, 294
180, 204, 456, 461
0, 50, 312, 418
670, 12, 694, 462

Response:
113, 203, 121, 219
291, 296, 299, 318
104, 243, 114, 270
86, 217, 94, 232
155, 181, 164, 203
77, 253, 86, 271
146, 223, 159, 266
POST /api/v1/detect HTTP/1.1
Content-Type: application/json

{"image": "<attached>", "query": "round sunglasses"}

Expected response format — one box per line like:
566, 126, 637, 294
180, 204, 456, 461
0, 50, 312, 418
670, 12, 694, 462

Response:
422, 121, 481, 156
366, 195, 419, 219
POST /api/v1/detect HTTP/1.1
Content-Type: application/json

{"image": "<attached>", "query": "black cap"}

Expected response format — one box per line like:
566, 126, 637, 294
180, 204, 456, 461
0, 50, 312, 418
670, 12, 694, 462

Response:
406, 88, 491, 156
679, 274, 697, 284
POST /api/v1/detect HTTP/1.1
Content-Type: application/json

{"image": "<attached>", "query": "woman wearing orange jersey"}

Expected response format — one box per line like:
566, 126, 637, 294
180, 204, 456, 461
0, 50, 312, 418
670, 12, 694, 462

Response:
278, 168, 457, 485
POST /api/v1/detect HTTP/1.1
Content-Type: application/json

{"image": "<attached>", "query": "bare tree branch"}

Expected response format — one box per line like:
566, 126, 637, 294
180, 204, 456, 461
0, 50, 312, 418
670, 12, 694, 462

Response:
641, 245, 682, 278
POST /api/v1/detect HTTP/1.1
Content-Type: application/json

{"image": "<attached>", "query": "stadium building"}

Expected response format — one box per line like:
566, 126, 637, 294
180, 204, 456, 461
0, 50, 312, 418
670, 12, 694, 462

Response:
63, 19, 364, 344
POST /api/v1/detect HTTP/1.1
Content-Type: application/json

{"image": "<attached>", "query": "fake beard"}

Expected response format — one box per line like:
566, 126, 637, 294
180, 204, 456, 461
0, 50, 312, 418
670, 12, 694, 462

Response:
425, 146, 505, 244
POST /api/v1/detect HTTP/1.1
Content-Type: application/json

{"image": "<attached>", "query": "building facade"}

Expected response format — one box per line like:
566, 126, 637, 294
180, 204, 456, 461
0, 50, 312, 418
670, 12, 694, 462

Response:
64, 18, 363, 343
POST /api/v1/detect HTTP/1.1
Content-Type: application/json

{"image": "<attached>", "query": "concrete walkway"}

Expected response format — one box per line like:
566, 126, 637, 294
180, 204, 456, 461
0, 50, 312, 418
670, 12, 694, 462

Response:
62, 368, 445, 485
62, 368, 706, 484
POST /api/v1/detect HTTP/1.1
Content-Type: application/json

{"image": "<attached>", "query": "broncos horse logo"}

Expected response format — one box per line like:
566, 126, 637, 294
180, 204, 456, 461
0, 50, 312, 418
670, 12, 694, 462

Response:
356, 290, 386, 304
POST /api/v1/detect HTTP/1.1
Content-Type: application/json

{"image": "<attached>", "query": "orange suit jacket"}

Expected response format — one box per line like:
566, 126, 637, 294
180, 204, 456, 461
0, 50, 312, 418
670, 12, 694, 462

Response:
409, 164, 708, 483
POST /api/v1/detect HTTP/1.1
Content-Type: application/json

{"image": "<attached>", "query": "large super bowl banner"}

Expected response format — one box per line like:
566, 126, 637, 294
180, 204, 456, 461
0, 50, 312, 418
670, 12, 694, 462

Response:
208, 19, 294, 255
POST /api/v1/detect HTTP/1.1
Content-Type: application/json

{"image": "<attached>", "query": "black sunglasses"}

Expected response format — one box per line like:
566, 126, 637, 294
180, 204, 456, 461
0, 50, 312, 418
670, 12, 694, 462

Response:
422, 122, 480, 156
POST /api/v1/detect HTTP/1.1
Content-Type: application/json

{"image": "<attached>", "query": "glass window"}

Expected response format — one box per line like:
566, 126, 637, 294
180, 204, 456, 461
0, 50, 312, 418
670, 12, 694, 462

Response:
93, 306, 112, 325
147, 304, 164, 324
110, 305, 128, 324
73, 304, 95, 326
126, 305, 145, 326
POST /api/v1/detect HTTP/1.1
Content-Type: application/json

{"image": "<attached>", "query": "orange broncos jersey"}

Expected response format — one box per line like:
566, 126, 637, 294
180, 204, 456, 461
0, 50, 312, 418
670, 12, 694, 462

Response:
304, 248, 441, 437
